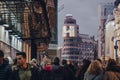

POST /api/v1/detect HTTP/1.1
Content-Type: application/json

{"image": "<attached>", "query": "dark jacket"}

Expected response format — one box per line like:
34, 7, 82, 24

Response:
0, 60, 12, 80
10, 64, 41, 80
76, 60, 91, 80
103, 65, 120, 80
62, 65, 75, 80
52, 65, 67, 80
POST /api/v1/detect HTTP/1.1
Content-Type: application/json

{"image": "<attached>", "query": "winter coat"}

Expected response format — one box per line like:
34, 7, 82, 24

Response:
52, 65, 67, 80
0, 60, 12, 80
62, 65, 75, 80
10, 63, 41, 80
84, 72, 104, 80
103, 65, 120, 80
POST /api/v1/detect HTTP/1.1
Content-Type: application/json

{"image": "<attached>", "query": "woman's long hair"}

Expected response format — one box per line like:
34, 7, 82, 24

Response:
86, 60, 103, 75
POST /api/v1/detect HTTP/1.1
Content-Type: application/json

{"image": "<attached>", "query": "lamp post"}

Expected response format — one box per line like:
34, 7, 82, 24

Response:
114, 40, 120, 63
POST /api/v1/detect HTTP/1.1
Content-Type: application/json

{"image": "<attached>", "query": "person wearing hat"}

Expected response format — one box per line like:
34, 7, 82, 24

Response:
0, 50, 12, 80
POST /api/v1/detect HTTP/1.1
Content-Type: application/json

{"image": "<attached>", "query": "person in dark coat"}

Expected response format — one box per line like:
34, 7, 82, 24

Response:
41, 58, 53, 80
10, 52, 41, 80
62, 59, 75, 80
76, 59, 91, 80
0, 50, 12, 80
67, 60, 76, 75
52, 57, 67, 80
103, 59, 120, 80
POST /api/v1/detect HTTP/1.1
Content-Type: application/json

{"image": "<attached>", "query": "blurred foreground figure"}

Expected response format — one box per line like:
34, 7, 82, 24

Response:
11, 52, 41, 80
62, 59, 75, 80
41, 57, 52, 80
84, 60, 104, 80
103, 59, 120, 80
76, 59, 91, 80
52, 57, 67, 80
0, 50, 12, 80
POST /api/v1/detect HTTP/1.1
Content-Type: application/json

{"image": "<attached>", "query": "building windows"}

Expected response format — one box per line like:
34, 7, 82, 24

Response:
64, 38, 78, 43
65, 19, 76, 24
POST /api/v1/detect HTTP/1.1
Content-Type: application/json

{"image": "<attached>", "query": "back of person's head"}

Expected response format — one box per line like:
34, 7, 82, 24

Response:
0, 50, 4, 57
53, 57, 60, 65
16, 52, 26, 58
62, 59, 67, 65
107, 59, 117, 67
87, 60, 102, 74
83, 59, 91, 66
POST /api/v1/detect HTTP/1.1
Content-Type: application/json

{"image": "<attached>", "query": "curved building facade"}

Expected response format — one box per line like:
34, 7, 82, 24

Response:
62, 14, 79, 62
62, 14, 97, 64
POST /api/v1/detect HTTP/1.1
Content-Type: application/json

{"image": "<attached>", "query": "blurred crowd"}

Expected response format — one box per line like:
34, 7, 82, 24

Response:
0, 50, 120, 80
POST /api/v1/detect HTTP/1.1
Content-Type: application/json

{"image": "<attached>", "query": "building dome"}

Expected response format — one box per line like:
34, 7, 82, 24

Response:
66, 14, 73, 17
64, 14, 76, 24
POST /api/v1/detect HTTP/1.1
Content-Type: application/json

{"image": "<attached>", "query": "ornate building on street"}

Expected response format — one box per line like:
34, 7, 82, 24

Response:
98, 2, 114, 59
78, 34, 97, 64
62, 14, 79, 62
62, 14, 97, 64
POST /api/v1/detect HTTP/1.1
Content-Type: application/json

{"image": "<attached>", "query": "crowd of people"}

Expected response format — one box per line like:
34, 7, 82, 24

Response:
0, 50, 120, 80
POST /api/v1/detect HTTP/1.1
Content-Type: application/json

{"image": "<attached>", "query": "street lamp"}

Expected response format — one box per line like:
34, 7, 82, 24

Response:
114, 40, 120, 63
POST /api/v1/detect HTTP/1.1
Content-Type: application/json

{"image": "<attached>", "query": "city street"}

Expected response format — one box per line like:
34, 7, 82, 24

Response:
0, 0, 120, 80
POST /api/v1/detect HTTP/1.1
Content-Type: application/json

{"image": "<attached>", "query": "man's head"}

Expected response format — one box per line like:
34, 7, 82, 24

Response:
53, 57, 60, 65
0, 50, 4, 64
16, 52, 26, 66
